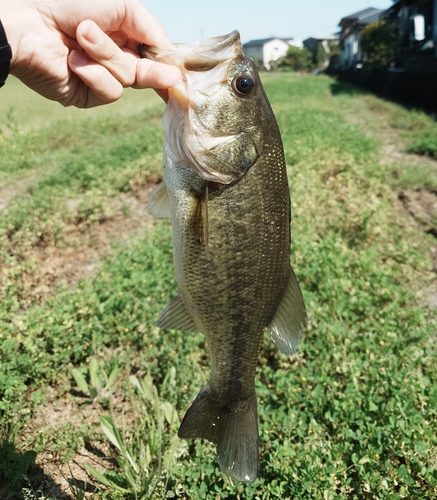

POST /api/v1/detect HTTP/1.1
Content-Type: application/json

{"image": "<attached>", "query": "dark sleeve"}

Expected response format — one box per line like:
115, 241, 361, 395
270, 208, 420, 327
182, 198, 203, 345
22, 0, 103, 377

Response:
0, 20, 12, 88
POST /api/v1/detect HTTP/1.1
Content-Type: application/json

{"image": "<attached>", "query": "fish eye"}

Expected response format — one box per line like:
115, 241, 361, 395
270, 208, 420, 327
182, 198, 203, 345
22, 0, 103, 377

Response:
233, 75, 255, 96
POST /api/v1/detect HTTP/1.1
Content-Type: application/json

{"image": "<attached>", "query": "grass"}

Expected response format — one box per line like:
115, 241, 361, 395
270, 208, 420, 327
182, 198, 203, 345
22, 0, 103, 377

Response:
0, 76, 163, 132
0, 72, 437, 499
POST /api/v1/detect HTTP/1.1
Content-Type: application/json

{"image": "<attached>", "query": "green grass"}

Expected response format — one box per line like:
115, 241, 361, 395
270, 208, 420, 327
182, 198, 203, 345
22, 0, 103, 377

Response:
1, 73, 437, 499
0, 76, 163, 132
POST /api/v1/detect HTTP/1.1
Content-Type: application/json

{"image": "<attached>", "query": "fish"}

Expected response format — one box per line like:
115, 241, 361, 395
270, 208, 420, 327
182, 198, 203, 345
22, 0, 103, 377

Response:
140, 30, 307, 483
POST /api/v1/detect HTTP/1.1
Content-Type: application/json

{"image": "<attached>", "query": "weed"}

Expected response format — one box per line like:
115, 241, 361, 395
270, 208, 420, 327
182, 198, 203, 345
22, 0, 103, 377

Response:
87, 370, 186, 499
72, 357, 120, 402
0, 441, 36, 498
407, 134, 437, 159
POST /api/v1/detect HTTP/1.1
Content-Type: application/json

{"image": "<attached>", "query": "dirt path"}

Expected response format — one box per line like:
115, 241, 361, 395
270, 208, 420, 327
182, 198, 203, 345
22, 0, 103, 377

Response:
1, 179, 159, 309
336, 95, 437, 308
0, 173, 42, 210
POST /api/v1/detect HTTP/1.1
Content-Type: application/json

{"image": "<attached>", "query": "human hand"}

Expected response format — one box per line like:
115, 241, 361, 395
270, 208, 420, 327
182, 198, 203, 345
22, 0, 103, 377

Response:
0, 0, 181, 107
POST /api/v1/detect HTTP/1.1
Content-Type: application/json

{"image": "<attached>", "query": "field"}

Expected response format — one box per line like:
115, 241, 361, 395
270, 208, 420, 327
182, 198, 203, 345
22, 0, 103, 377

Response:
1, 72, 437, 499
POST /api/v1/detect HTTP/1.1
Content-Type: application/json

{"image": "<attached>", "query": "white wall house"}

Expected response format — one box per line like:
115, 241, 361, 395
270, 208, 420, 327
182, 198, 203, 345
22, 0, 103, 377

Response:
243, 37, 295, 70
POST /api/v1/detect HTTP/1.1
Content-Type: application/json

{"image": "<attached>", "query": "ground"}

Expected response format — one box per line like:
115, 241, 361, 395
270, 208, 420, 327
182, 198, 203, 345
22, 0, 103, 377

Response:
1, 75, 437, 499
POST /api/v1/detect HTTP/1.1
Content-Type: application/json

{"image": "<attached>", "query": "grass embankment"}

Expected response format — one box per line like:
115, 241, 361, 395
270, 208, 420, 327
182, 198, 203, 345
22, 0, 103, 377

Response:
1, 74, 437, 499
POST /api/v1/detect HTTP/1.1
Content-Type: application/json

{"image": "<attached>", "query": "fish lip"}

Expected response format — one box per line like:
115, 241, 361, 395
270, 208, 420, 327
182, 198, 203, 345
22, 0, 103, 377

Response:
139, 30, 240, 60
183, 30, 240, 52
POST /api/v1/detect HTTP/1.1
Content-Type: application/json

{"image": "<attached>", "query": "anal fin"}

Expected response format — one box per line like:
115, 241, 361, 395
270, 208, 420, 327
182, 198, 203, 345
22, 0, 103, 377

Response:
178, 384, 259, 483
148, 182, 171, 218
157, 291, 198, 332
268, 267, 307, 356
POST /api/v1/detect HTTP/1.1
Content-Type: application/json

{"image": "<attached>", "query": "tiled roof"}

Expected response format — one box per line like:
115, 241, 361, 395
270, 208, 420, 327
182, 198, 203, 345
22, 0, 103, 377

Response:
339, 7, 383, 26
243, 37, 292, 48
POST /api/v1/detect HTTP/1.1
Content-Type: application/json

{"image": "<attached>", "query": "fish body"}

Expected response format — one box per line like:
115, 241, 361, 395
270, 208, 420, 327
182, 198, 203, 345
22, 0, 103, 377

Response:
142, 31, 306, 483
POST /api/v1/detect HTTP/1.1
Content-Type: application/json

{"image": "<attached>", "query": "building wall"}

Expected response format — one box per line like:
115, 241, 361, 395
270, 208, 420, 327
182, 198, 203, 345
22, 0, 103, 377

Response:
340, 33, 362, 68
263, 39, 290, 69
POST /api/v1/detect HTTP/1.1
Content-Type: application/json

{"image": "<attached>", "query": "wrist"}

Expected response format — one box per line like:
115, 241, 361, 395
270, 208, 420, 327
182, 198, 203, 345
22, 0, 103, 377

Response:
0, 0, 35, 78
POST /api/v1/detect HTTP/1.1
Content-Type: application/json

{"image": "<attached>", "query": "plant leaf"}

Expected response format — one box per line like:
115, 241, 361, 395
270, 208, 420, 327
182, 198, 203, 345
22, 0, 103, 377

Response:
85, 464, 130, 492
89, 357, 101, 394
72, 368, 89, 395
105, 366, 121, 391
100, 415, 123, 451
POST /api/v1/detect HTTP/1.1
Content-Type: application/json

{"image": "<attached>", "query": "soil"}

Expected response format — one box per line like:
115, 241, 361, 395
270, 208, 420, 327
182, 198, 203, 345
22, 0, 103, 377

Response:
35, 185, 158, 293
22, 387, 118, 499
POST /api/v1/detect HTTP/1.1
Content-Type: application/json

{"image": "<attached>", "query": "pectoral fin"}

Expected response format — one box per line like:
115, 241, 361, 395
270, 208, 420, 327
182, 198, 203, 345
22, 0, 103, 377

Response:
268, 268, 307, 356
148, 182, 171, 218
190, 183, 209, 246
157, 291, 198, 332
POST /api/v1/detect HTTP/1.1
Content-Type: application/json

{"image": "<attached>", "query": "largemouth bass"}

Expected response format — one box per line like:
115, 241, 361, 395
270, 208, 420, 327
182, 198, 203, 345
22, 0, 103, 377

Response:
141, 31, 306, 483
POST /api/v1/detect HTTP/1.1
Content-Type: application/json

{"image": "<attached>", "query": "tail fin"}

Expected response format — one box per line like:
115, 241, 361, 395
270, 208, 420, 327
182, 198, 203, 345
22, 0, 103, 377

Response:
178, 384, 259, 483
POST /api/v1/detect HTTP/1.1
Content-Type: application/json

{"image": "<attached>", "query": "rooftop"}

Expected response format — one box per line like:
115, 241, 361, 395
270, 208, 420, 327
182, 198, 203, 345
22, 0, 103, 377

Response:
339, 7, 384, 26
243, 37, 293, 48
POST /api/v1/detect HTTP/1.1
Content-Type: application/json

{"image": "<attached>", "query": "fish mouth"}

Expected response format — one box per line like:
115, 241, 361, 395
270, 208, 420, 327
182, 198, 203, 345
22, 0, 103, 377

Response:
139, 30, 241, 70
176, 30, 240, 53
140, 30, 240, 58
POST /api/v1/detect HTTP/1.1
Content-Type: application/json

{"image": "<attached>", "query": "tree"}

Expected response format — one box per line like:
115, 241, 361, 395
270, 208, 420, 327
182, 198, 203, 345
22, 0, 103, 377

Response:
360, 20, 400, 67
315, 41, 328, 67
277, 45, 314, 72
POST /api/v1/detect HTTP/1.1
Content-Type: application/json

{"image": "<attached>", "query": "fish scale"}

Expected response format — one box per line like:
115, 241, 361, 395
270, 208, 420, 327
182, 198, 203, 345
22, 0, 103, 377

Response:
141, 30, 306, 483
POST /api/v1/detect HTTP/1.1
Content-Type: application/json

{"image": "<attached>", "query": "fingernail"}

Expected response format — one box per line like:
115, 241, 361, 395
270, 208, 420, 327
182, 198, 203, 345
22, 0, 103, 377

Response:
82, 20, 103, 46
69, 50, 88, 67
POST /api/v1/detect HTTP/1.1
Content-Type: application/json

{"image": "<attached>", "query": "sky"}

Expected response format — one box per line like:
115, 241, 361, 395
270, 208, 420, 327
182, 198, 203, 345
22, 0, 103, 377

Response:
141, 0, 394, 44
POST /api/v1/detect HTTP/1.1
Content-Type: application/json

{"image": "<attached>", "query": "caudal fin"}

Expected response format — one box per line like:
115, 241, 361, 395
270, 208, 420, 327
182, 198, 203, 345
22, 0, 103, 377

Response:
178, 384, 259, 483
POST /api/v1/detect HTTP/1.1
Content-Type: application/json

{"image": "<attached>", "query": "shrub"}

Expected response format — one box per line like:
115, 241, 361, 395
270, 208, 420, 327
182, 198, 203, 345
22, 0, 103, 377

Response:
278, 46, 314, 72
360, 20, 400, 67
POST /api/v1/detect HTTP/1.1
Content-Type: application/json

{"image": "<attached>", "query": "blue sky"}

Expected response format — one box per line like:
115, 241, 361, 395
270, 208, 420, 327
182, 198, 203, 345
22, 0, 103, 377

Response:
141, 0, 393, 44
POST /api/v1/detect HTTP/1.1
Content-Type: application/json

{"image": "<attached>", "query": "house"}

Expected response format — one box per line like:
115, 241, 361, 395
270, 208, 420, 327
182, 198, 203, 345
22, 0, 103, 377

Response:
384, 0, 437, 72
336, 1, 437, 112
243, 37, 296, 70
338, 7, 385, 68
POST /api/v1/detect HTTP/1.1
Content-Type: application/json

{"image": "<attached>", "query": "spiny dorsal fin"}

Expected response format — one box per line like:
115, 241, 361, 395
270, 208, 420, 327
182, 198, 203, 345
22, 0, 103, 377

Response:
148, 182, 171, 218
157, 291, 198, 332
267, 267, 307, 356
